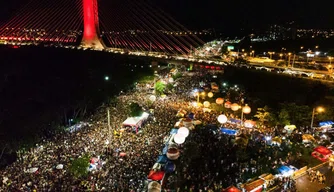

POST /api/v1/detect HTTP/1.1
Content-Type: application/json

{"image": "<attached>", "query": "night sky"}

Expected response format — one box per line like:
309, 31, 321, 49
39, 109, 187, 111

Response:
1, 0, 333, 35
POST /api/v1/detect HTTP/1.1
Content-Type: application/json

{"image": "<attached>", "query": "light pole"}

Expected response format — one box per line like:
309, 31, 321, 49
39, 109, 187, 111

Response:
107, 108, 111, 143
288, 53, 291, 67
310, 107, 325, 130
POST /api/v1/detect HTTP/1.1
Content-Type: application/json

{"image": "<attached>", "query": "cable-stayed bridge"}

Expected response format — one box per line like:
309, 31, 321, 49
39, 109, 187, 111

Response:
0, 0, 205, 56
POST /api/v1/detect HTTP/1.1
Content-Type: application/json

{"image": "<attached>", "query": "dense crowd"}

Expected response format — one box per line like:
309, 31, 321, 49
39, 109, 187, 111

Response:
0, 68, 211, 191
0, 67, 330, 192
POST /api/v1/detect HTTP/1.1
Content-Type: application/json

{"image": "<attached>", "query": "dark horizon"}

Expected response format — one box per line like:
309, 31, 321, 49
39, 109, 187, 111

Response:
1, 0, 334, 36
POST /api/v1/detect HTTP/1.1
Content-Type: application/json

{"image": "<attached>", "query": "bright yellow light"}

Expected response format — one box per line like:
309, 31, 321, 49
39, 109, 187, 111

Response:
251, 50, 254, 53
201, 92, 206, 96
288, 53, 291, 56
279, 54, 283, 57
315, 46, 319, 49
316, 107, 325, 113
300, 46, 304, 49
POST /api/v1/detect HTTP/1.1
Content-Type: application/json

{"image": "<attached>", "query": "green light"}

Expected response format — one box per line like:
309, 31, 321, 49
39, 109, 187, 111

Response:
105, 76, 109, 81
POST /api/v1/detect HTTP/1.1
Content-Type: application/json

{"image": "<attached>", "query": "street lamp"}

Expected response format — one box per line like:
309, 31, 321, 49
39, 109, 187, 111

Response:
310, 107, 325, 129
241, 104, 251, 125
288, 53, 292, 67
329, 56, 332, 65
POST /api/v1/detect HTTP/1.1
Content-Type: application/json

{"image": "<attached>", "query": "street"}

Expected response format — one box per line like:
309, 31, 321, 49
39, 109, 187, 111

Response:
296, 162, 334, 192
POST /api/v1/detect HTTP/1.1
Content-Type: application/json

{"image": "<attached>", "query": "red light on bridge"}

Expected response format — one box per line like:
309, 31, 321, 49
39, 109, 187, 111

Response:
83, 0, 98, 41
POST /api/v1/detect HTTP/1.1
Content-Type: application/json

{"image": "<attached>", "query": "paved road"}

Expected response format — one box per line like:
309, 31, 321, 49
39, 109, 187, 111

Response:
295, 162, 334, 192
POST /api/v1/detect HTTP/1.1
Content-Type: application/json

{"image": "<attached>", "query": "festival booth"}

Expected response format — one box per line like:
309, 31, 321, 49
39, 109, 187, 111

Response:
148, 181, 162, 192
271, 137, 282, 146
318, 121, 334, 132
122, 112, 149, 133
312, 146, 333, 162
259, 173, 275, 189
319, 121, 334, 128
329, 155, 334, 167
174, 118, 195, 130
229, 118, 242, 124
277, 165, 298, 177
220, 128, 238, 136
176, 109, 187, 117
244, 120, 256, 128
284, 125, 296, 134
302, 134, 316, 144
222, 185, 242, 192
241, 179, 264, 192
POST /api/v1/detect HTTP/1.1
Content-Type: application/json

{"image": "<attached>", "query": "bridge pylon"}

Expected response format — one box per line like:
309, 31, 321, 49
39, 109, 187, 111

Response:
81, 0, 105, 50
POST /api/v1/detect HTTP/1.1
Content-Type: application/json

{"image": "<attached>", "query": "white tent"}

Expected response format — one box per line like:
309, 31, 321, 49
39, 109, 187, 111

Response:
122, 112, 150, 128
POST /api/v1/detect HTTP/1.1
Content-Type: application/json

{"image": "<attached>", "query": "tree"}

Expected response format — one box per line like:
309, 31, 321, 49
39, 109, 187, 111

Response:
154, 81, 166, 95
254, 106, 271, 126
277, 108, 290, 126
129, 103, 143, 117
280, 103, 311, 126
69, 154, 90, 178
328, 49, 334, 57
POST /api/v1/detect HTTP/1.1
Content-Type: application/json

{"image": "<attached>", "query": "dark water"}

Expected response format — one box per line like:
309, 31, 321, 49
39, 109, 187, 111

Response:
0, 46, 153, 156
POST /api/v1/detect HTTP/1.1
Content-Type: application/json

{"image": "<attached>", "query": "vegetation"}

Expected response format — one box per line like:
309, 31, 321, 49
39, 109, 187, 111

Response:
129, 103, 143, 117
154, 81, 166, 95
172, 72, 182, 80
69, 154, 90, 178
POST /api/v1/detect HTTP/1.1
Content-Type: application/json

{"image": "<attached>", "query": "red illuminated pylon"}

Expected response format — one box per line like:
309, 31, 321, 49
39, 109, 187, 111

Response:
81, 0, 104, 49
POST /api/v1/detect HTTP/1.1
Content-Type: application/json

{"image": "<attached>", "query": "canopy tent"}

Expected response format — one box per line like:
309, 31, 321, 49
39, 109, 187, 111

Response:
229, 118, 241, 124
313, 146, 332, 156
242, 179, 264, 192
162, 145, 168, 155
148, 181, 162, 192
188, 113, 195, 119
312, 146, 333, 161
193, 120, 202, 125
223, 186, 241, 192
157, 155, 168, 164
164, 162, 176, 173
170, 129, 178, 134
302, 134, 316, 143
271, 137, 282, 146
259, 173, 275, 181
284, 125, 296, 132
220, 128, 238, 136
277, 166, 295, 177
176, 109, 187, 117
319, 121, 334, 127
244, 120, 256, 128
122, 112, 149, 133
148, 170, 165, 181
